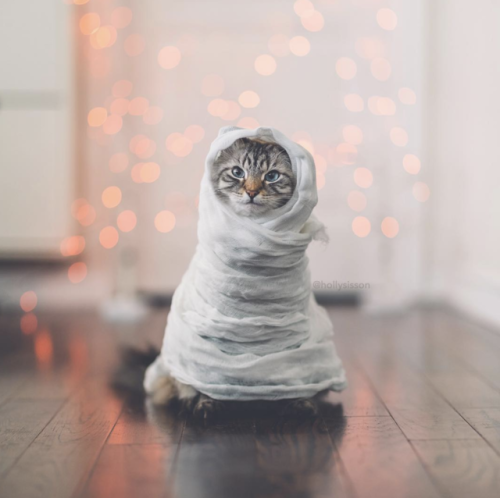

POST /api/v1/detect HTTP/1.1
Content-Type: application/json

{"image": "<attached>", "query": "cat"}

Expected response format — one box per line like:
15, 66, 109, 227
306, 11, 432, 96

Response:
118, 138, 318, 421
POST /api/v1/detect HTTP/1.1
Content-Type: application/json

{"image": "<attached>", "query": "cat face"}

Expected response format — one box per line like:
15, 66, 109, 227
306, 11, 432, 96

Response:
211, 138, 296, 217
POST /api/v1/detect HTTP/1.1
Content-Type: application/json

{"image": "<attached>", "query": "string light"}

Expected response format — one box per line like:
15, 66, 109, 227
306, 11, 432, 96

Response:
352, 216, 371, 237
403, 154, 421, 174
254, 55, 277, 76
155, 211, 176, 233
102, 186, 122, 208
381, 217, 399, 238
376, 8, 398, 31
117, 210, 137, 232
99, 227, 119, 248
289, 36, 310, 56
239, 91, 260, 108
158, 46, 182, 69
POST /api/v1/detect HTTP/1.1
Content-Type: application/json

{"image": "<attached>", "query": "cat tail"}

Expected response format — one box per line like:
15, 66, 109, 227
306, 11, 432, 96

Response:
111, 345, 159, 396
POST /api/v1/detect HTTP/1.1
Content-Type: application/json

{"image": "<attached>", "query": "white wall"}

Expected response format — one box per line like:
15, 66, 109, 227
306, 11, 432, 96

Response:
425, 1, 500, 327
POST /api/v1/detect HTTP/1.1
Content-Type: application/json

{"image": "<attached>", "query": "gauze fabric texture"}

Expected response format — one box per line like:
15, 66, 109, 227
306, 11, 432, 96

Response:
144, 126, 347, 401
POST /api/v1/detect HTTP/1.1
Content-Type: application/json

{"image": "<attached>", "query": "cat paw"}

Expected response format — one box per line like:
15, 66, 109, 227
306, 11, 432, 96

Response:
193, 395, 224, 423
282, 398, 318, 419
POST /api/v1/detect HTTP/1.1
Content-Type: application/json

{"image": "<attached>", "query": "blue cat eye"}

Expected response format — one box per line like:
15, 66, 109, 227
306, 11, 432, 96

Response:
231, 166, 245, 179
265, 170, 280, 182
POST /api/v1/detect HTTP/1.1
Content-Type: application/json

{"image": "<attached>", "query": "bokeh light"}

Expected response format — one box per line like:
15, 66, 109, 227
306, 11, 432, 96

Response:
21, 313, 38, 335
336, 143, 358, 165
399, 87, 417, 105
140, 162, 161, 182
221, 101, 241, 121
344, 94, 364, 112
376, 8, 398, 31
112, 80, 133, 98
117, 210, 137, 232
134, 137, 156, 159
75, 204, 96, 227
99, 226, 119, 248
390, 127, 409, 147
208, 98, 228, 117
88, 107, 107, 127
124, 34, 146, 57
268, 34, 290, 57
355, 37, 385, 60
403, 154, 421, 174
239, 91, 260, 108
347, 191, 367, 212
254, 55, 277, 76
60, 236, 86, 257
289, 36, 310, 56
109, 153, 129, 173
301, 10, 325, 32
110, 7, 132, 29
158, 46, 182, 69
143, 106, 164, 125
184, 125, 205, 143
294, 0, 314, 17
90, 26, 117, 49
336, 57, 357, 80
352, 216, 371, 238
201, 74, 225, 96
68, 262, 87, 283
381, 217, 399, 238
413, 182, 431, 202
128, 97, 149, 116
342, 125, 363, 145
34, 329, 54, 368
20, 291, 37, 312
155, 211, 176, 233
80, 13, 100, 36
102, 115, 123, 135
166, 134, 193, 157
102, 186, 122, 208
371, 58, 392, 81
354, 167, 373, 188
110, 98, 129, 116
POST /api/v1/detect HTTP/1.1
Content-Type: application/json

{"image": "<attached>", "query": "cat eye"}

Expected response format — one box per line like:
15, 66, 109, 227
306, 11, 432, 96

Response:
231, 166, 245, 179
264, 170, 280, 182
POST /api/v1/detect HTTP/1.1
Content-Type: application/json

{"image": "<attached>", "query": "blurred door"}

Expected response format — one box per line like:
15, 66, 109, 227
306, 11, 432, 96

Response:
0, 0, 74, 258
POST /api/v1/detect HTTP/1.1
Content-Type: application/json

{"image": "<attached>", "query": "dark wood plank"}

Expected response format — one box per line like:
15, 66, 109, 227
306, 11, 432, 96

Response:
413, 439, 500, 498
329, 417, 443, 498
0, 399, 62, 477
0, 380, 122, 498
461, 408, 500, 456
108, 398, 184, 445
80, 444, 177, 498
173, 413, 257, 498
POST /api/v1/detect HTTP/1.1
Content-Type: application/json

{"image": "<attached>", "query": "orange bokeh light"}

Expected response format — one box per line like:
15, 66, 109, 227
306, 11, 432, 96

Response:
238, 91, 260, 109
117, 210, 137, 232
376, 8, 398, 31
399, 87, 417, 105
371, 58, 392, 81
112, 80, 133, 98
268, 34, 290, 57
143, 106, 164, 125
88, 107, 107, 127
353, 167, 373, 188
102, 115, 123, 135
111, 7, 132, 29
158, 46, 182, 69
207, 98, 229, 117
221, 101, 241, 121
76, 204, 96, 227
352, 216, 371, 238
20, 291, 37, 312
102, 186, 122, 208
68, 262, 87, 283
336, 57, 357, 80
155, 211, 176, 233
390, 127, 409, 147
109, 153, 129, 173
413, 182, 431, 202
134, 137, 156, 159
184, 125, 205, 143
294, 0, 314, 17
347, 191, 367, 212
60, 236, 86, 257
140, 162, 161, 183
381, 217, 399, 238
301, 10, 324, 32
35, 329, 54, 368
21, 313, 38, 335
289, 36, 310, 57
110, 98, 129, 116
124, 34, 146, 56
128, 97, 149, 116
90, 25, 117, 49
80, 13, 100, 36
254, 54, 277, 76
99, 227, 119, 249
403, 154, 421, 175
344, 94, 364, 112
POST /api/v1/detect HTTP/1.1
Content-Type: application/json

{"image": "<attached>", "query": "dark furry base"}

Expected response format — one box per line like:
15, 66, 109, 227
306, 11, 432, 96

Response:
112, 346, 159, 395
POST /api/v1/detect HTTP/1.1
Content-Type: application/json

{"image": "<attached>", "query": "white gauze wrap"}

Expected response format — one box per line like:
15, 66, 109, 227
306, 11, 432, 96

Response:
144, 126, 347, 400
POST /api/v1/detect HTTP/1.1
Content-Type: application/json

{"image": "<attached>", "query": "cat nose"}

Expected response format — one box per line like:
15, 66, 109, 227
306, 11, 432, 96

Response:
246, 190, 259, 199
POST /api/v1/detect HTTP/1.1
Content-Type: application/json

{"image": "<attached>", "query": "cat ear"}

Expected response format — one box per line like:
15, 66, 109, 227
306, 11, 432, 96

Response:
217, 126, 242, 137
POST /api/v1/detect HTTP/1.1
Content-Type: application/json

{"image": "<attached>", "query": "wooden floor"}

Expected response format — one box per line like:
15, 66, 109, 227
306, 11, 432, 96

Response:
1, 306, 500, 498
